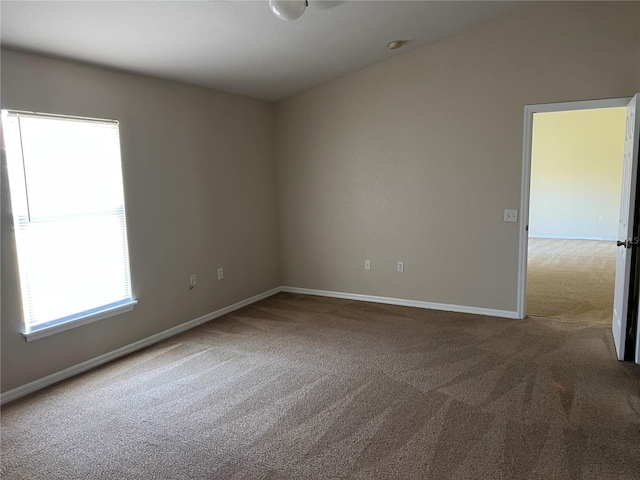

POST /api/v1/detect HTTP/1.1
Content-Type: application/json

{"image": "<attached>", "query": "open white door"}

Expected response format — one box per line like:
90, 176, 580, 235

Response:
632, 96, 640, 365
613, 94, 640, 362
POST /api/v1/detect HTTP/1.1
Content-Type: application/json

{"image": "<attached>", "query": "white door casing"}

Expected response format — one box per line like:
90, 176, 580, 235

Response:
517, 97, 631, 320
612, 94, 640, 362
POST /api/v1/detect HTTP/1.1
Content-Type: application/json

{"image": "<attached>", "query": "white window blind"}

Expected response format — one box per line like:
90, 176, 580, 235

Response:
2, 110, 135, 336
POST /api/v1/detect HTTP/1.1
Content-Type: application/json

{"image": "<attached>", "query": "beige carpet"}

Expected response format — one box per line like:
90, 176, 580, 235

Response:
527, 238, 617, 325
2, 292, 640, 479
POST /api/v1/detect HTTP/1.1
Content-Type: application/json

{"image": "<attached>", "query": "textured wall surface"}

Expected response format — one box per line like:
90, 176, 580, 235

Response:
1, 50, 280, 392
275, 2, 640, 312
529, 108, 626, 240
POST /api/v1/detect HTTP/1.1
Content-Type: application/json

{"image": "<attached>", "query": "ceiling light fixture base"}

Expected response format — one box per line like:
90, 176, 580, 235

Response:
269, 0, 308, 22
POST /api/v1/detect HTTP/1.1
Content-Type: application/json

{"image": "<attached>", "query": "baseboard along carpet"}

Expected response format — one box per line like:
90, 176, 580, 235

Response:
2, 292, 639, 479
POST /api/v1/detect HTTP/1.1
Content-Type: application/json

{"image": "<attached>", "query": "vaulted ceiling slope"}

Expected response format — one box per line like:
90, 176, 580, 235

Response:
0, 1, 522, 101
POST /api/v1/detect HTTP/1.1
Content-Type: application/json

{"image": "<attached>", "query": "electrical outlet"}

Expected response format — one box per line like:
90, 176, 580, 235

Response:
217, 268, 224, 280
365, 260, 371, 270
189, 274, 197, 289
504, 209, 518, 222
599, 216, 605, 223
397, 261, 404, 273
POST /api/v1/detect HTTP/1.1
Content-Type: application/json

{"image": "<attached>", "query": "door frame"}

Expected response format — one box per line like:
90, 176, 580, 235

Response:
516, 97, 632, 319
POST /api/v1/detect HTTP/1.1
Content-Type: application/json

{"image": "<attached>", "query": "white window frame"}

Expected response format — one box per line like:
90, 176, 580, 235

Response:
2, 109, 137, 342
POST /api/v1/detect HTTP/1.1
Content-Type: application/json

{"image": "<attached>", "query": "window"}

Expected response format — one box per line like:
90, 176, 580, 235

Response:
2, 110, 136, 341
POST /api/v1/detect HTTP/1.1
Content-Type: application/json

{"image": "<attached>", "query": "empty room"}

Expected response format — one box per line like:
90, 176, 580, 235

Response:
1, 2, 640, 479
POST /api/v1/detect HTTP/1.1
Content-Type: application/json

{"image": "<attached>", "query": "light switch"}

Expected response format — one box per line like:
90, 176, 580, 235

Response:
504, 209, 518, 222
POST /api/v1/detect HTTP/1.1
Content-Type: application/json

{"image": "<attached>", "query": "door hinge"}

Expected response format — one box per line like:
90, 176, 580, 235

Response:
617, 239, 639, 248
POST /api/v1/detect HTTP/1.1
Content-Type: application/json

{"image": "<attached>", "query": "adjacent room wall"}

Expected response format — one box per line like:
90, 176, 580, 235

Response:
529, 108, 626, 240
275, 2, 640, 312
1, 49, 281, 392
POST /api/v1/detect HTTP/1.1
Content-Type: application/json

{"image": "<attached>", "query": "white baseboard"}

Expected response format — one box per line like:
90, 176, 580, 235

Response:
280, 286, 520, 319
0, 287, 281, 406
1, 285, 520, 405
529, 234, 615, 241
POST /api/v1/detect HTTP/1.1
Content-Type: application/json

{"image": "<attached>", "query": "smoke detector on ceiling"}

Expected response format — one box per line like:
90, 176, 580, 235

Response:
387, 41, 405, 51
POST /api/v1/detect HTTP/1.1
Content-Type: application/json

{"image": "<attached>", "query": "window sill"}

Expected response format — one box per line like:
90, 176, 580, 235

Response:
22, 300, 138, 342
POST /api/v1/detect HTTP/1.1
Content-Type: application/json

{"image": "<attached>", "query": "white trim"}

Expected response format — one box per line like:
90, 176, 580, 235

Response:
528, 234, 616, 241
522, 98, 630, 115
281, 286, 519, 319
23, 300, 138, 342
3, 109, 119, 125
0, 287, 281, 405
517, 97, 631, 319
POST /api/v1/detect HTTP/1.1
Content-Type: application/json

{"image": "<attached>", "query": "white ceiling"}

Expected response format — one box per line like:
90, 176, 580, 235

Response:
0, 1, 522, 101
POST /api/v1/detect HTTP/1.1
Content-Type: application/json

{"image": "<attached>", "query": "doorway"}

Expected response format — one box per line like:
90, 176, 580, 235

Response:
517, 98, 631, 321
527, 107, 626, 323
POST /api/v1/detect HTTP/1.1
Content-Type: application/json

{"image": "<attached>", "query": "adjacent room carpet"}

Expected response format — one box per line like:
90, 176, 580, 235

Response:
2, 292, 639, 479
527, 238, 617, 325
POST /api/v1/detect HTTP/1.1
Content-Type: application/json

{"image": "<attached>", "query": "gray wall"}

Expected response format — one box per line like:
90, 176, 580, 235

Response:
275, 2, 640, 312
1, 50, 281, 392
